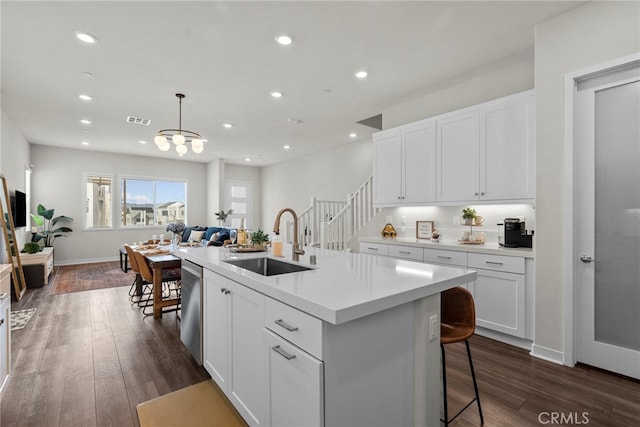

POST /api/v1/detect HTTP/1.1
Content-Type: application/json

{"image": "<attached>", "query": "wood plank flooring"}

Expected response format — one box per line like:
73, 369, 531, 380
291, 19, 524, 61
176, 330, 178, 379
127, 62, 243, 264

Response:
3, 281, 639, 426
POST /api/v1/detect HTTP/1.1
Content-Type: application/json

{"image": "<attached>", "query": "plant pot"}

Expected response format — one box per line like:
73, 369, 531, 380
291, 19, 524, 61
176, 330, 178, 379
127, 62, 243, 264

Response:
462, 218, 474, 225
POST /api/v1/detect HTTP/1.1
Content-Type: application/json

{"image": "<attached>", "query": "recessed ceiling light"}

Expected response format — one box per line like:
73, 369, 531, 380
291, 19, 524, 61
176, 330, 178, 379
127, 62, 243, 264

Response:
78, 94, 93, 101
202, 139, 208, 143
271, 91, 283, 98
80, 119, 92, 125
275, 34, 293, 46
355, 70, 368, 79
287, 118, 303, 125
283, 145, 291, 150
139, 140, 147, 145
81, 141, 89, 146
245, 158, 252, 162
222, 123, 233, 129
81, 71, 93, 78
74, 31, 99, 44
349, 133, 357, 138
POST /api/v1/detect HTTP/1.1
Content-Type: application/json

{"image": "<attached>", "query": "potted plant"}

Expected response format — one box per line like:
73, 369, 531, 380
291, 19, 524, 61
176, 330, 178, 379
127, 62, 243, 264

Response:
21, 242, 42, 254
214, 209, 233, 225
250, 229, 270, 249
461, 208, 477, 225
31, 204, 73, 247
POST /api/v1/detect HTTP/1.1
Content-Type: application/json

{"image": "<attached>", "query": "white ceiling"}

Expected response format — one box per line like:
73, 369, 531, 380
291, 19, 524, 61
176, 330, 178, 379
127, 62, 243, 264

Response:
1, 1, 584, 166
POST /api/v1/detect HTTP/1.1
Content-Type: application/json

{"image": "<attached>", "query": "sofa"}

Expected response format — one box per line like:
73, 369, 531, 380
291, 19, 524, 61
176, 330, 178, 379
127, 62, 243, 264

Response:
181, 226, 234, 246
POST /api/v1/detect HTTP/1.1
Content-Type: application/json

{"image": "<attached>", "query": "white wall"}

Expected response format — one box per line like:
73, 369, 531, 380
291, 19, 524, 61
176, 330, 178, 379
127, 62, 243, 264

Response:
261, 139, 372, 229
534, 1, 640, 355
30, 145, 208, 265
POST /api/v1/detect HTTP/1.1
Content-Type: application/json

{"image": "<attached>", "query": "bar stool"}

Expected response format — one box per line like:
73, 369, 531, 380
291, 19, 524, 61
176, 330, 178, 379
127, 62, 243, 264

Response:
440, 286, 484, 426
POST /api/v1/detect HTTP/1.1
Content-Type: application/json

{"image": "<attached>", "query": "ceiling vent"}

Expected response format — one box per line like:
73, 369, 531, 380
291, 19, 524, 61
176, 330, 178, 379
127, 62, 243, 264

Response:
126, 116, 151, 126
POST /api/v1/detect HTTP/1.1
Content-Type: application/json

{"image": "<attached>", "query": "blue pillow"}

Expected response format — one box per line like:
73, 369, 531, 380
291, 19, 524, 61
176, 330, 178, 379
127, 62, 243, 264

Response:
211, 231, 230, 246
204, 227, 223, 241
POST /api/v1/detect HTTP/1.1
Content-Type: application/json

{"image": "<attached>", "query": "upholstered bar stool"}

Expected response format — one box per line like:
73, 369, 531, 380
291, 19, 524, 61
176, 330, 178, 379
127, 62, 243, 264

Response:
440, 286, 484, 426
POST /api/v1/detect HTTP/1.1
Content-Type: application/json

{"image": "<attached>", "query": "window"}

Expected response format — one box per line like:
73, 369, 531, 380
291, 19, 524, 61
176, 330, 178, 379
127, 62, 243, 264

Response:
120, 177, 187, 227
84, 174, 113, 229
225, 180, 252, 229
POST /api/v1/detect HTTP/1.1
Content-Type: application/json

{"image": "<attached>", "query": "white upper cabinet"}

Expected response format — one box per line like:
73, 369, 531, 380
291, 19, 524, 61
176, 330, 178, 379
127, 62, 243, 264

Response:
436, 110, 480, 202
480, 91, 535, 201
374, 90, 535, 206
373, 120, 436, 206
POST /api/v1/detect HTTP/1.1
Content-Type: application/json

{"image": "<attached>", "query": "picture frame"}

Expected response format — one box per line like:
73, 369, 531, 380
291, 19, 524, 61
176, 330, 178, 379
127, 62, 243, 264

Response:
416, 221, 434, 240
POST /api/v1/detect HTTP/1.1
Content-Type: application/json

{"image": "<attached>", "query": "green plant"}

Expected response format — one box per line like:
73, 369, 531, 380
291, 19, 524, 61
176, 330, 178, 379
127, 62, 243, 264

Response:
250, 229, 270, 246
21, 242, 42, 254
31, 204, 73, 247
462, 208, 477, 220
214, 209, 233, 224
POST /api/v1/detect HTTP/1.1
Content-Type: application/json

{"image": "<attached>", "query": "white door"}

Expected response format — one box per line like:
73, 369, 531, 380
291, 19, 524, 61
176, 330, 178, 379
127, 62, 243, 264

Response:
576, 64, 640, 379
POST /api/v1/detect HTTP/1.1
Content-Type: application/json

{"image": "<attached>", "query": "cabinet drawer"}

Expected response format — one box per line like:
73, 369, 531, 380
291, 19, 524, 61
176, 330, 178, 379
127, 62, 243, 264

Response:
423, 249, 467, 267
265, 297, 323, 360
359, 242, 389, 256
388, 245, 423, 261
468, 253, 524, 274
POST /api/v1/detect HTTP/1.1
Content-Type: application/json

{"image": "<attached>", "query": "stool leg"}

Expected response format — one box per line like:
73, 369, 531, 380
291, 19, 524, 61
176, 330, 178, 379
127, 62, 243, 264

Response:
441, 343, 449, 427
465, 339, 484, 425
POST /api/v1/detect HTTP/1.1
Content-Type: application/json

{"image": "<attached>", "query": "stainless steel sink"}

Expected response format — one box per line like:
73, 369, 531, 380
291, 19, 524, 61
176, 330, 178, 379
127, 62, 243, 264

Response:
223, 257, 313, 276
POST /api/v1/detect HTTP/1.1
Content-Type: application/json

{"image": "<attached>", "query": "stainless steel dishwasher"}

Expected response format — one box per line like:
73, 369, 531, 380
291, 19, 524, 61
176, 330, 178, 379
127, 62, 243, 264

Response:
180, 259, 203, 364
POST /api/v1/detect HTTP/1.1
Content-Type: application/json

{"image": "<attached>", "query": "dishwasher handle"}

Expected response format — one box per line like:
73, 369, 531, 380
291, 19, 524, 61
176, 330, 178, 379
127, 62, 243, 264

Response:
182, 259, 203, 277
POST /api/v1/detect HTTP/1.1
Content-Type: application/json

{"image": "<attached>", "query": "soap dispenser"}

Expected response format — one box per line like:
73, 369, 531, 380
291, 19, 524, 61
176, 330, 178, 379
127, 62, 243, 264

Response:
272, 233, 283, 257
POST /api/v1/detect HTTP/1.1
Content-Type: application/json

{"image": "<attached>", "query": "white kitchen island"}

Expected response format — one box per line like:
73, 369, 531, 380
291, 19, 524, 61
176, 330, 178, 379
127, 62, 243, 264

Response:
175, 245, 476, 427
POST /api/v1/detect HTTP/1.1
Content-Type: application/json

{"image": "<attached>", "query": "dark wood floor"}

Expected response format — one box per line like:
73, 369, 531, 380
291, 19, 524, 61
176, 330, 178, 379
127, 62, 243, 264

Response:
2, 282, 639, 426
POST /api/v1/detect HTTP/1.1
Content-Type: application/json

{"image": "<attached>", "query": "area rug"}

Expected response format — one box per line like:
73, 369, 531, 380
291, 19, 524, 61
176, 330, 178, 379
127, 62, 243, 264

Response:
137, 380, 247, 427
49, 261, 135, 295
11, 308, 38, 331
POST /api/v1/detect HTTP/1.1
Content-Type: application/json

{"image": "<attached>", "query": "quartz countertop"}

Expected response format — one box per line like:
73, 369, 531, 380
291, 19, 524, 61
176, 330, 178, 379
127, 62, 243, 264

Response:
359, 236, 535, 259
174, 245, 476, 325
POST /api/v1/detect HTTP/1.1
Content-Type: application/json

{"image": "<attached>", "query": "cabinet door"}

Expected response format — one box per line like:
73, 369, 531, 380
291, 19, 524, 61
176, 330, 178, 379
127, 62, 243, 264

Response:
403, 121, 436, 203
470, 269, 525, 338
229, 280, 266, 425
203, 270, 230, 390
373, 129, 403, 205
437, 111, 480, 202
480, 92, 535, 200
0, 297, 9, 392
264, 329, 324, 427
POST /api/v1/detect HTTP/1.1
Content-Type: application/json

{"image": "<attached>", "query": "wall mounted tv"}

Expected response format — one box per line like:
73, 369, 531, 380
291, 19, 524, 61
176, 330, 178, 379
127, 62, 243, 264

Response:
10, 190, 27, 228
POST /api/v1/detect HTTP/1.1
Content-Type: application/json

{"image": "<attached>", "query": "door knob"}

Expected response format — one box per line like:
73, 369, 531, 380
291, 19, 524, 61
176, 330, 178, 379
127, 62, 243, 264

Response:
580, 255, 601, 263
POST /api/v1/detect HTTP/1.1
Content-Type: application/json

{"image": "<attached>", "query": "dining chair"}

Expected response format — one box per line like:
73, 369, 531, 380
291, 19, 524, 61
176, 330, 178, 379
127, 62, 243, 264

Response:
124, 244, 152, 305
132, 250, 182, 316
440, 286, 484, 426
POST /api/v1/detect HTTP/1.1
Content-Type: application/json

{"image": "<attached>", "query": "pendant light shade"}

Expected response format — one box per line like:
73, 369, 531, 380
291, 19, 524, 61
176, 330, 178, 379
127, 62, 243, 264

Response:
155, 93, 204, 155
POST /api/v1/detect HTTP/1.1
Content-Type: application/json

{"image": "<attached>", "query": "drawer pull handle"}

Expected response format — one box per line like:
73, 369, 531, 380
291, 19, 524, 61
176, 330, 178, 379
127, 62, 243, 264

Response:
437, 256, 452, 259
485, 261, 504, 265
272, 345, 296, 360
399, 251, 411, 254
368, 247, 378, 251
275, 319, 299, 332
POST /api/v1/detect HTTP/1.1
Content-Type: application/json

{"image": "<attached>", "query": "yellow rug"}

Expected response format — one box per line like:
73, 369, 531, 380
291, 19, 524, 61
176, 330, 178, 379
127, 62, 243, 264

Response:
137, 380, 247, 427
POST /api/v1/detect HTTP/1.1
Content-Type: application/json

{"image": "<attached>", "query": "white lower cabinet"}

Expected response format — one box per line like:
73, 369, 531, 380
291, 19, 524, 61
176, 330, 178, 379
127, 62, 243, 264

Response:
0, 292, 10, 393
263, 329, 324, 427
467, 253, 526, 338
203, 270, 266, 425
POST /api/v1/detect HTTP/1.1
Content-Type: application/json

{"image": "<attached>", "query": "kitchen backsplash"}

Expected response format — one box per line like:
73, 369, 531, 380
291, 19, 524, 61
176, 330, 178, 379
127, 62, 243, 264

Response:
378, 204, 536, 245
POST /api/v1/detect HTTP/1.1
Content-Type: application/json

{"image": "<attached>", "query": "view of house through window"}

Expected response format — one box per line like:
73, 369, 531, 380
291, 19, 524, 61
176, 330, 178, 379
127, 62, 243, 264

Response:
85, 174, 113, 229
120, 177, 187, 226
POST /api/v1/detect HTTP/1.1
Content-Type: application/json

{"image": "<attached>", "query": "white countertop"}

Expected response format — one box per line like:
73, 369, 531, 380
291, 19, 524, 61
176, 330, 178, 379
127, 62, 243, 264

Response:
360, 236, 535, 258
174, 245, 476, 325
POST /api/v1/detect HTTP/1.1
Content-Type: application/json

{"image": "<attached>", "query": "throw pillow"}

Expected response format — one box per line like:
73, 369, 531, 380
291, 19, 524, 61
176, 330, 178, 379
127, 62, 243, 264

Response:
189, 230, 205, 242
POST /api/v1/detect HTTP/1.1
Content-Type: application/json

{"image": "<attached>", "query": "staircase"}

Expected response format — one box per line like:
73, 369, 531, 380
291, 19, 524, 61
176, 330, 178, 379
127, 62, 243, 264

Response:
287, 176, 382, 251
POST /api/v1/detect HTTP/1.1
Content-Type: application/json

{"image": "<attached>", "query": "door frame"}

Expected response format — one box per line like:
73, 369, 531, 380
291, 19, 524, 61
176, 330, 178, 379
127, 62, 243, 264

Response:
563, 52, 640, 367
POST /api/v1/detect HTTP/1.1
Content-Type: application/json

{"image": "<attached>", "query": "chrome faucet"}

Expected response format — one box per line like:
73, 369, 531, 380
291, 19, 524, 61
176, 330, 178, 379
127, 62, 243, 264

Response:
273, 208, 305, 262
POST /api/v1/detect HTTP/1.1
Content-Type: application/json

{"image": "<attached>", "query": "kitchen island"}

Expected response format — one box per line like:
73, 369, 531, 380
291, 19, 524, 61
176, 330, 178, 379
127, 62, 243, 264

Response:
174, 245, 476, 427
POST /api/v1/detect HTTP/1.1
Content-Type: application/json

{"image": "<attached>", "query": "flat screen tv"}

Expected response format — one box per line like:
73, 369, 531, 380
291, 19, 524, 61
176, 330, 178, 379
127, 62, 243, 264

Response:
10, 190, 27, 228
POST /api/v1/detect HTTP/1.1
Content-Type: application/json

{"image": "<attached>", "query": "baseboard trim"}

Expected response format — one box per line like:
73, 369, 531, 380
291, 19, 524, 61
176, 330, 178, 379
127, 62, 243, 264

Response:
55, 257, 119, 266
474, 327, 532, 351
530, 343, 565, 365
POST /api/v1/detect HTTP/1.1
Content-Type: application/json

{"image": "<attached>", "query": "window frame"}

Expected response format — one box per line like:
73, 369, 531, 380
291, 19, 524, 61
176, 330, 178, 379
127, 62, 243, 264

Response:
119, 174, 188, 229
83, 172, 114, 231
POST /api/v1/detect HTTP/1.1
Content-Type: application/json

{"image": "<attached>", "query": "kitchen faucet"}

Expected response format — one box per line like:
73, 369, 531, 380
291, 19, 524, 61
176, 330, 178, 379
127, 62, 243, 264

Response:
273, 208, 305, 262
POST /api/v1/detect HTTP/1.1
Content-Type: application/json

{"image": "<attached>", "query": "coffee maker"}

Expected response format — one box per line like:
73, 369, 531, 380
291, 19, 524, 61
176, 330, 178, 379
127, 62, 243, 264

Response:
500, 218, 533, 248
